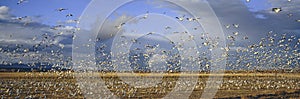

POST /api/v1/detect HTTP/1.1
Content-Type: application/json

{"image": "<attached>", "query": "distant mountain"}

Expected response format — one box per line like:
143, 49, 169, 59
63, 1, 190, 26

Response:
0, 63, 69, 72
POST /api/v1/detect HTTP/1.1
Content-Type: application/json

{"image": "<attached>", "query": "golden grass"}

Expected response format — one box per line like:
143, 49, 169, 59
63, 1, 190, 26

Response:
0, 72, 300, 98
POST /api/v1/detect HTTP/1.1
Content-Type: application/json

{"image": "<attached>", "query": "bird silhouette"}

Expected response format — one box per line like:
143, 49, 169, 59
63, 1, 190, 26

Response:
56, 8, 68, 12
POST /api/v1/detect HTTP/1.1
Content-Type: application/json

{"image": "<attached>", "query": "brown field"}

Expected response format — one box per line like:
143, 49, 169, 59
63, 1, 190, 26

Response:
0, 72, 300, 99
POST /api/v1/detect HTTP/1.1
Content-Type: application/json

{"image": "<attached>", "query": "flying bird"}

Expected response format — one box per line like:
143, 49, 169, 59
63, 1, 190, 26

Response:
233, 24, 239, 28
56, 8, 68, 12
142, 11, 149, 19
147, 32, 154, 35
272, 8, 282, 13
186, 17, 200, 21
115, 23, 125, 29
165, 26, 171, 30
66, 14, 73, 17
65, 19, 79, 24
17, 0, 26, 5
13, 16, 28, 21
176, 15, 185, 21
225, 24, 231, 29
50, 25, 64, 30
287, 13, 293, 17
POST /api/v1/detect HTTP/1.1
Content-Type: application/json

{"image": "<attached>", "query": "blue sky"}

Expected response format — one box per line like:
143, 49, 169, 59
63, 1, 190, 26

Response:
0, 0, 90, 25
0, 0, 299, 71
0, 0, 176, 26
0, 0, 273, 26
0, 0, 270, 25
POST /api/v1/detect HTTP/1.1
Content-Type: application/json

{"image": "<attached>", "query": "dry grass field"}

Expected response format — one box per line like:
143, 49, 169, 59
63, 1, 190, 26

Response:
0, 72, 300, 98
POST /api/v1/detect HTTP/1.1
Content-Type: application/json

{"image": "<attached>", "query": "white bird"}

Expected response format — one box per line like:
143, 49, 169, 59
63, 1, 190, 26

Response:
13, 16, 28, 21
17, 0, 26, 5
186, 17, 193, 21
233, 32, 239, 36
233, 24, 239, 28
225, 24, 231, 29
66, 14, 73, 17
176, 15, 185, 21
272, 8, 282, 13
186, 17, 200, 21
141, 11, 149, 19
65, 19, 79, 24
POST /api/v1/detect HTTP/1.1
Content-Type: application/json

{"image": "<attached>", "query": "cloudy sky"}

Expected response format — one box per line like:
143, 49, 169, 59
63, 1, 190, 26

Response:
0, 0, 299, 70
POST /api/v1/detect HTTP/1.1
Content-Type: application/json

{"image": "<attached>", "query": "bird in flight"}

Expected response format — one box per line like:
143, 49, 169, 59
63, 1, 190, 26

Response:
176, 15, 185, 21
12, 16, 28, 21
66, 14, 73, 17
17, 0, 27, 5
272, 8, 282, 13
56, 8, 68, 12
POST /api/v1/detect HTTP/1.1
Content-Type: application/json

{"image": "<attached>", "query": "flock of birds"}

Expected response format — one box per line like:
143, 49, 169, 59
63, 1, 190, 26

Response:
1, 0, 79, 68
0, 0, 298, 72
175, 15, 201, 22
0, 72, 83, 98
0, 0, 299, 98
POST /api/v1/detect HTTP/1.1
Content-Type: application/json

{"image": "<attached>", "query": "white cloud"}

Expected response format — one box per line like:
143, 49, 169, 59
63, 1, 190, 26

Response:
0, 21, 73, 65
0, 6, 10, 20
0, 6, 75, 65
97, 14, 136, 40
